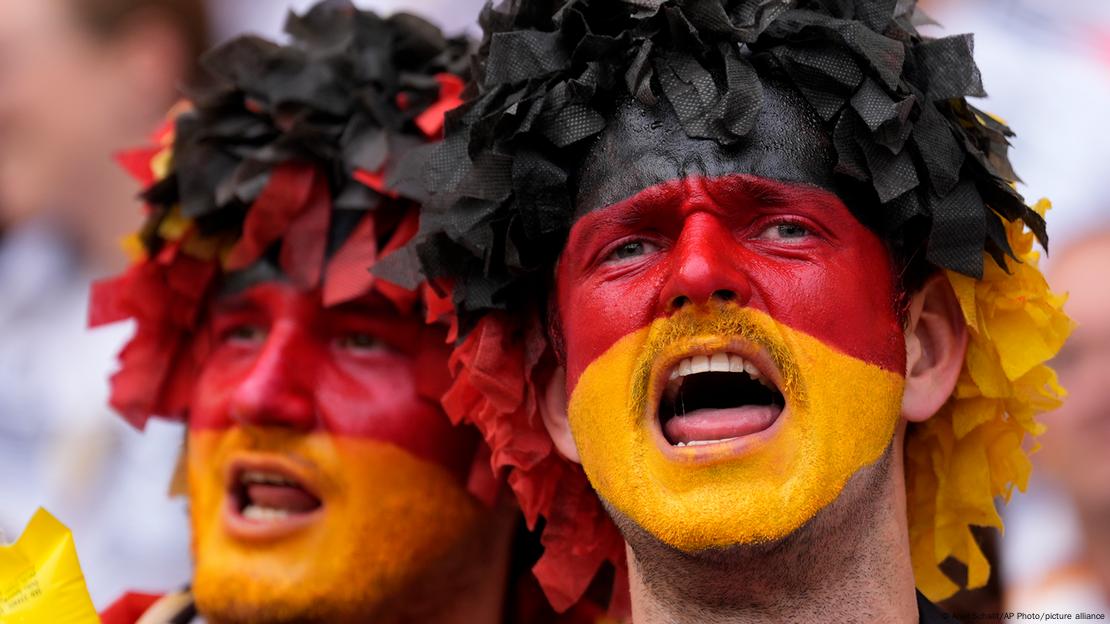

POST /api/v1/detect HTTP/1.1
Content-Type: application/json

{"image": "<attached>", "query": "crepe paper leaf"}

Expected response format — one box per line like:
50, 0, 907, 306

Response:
859, 136, 919, 203
353, 168, 401, 198
485, 31, 571, 87
915, 34, 986, 101
100, 592, 164, 624
682, 0, 792, 43
114, 146, 165, 187
925, 181, 987, 278
279, 171, 332, 288
417, 73, 467, 138
225, 163, 316, 270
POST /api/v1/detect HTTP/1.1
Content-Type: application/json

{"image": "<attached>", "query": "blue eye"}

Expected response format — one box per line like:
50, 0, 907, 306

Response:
606, 240, 660, 263
760, 222, 811, 241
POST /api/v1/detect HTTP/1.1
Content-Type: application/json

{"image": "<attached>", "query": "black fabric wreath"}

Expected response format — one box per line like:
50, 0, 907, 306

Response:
138, 0, 470, 260
381, 0, 1045, 336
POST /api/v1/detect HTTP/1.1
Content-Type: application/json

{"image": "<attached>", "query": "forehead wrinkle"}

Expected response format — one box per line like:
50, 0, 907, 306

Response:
699, 174, 844, 212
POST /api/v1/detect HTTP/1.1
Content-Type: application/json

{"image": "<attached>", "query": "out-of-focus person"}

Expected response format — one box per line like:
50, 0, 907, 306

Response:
1004, 232, 1110, 616
917, 2, 1110, 616
919, 0, 1110, 241
0, 0, 207, 607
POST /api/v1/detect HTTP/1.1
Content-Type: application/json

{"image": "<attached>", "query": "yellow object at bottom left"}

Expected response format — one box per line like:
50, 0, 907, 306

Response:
0, 508, 98, 623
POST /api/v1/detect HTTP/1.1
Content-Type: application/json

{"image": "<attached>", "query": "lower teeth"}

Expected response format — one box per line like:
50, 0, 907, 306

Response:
242, 505, 291, 521
676, 437, 738, 448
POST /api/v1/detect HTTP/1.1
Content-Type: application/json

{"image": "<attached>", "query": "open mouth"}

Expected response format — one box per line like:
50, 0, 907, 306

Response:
657, 350, 785, 448
224, 460, 323, 538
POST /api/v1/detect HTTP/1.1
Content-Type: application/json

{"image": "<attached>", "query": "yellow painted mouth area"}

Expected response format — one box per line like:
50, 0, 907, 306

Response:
567, 306, 905, 551
188, 428, 481, 620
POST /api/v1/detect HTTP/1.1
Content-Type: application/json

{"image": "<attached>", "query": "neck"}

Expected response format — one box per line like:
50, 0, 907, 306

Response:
626, 443, 920, 624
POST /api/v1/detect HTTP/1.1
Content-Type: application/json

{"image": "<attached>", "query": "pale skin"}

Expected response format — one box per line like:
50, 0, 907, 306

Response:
542, 274, 969, 624
1040, 233, 1110, 602
0, 0, 187, 271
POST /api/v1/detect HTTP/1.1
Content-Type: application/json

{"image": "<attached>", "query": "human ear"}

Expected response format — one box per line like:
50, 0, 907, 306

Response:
539, 366, 581, 463
902, 273, 969, 423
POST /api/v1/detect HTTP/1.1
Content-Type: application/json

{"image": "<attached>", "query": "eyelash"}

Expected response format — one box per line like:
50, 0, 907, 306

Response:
219, 323, 267, 345
601, 237, 662, 265
757, 218, 814, 241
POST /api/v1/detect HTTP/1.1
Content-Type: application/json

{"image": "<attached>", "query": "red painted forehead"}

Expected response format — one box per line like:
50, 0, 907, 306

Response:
555, 173, 905, 392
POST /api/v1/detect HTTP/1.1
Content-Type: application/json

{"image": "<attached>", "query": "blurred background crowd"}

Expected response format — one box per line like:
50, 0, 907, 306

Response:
0, 0, 1106, 617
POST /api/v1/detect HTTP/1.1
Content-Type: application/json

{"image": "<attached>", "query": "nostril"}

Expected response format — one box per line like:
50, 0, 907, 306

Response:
712, 289, 736, 302
670, 295, 691, 311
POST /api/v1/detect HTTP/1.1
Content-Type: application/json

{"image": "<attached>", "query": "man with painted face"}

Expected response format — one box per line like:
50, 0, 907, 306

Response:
388, 0, 1073, 622
88, 4, 538, 623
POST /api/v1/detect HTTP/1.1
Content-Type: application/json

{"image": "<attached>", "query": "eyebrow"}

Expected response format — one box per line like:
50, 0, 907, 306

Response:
210, 293, 259, 315
326, 293, 397, 317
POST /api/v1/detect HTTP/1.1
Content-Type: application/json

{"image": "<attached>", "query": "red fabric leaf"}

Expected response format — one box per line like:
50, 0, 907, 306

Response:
279, 171, 331, 288
226, 163, 317, 270
416, 73, 466, 138
88, 274, 132, 327
99, 592, 163, 624
322, 213, 377, 307
353, 168, 400, 198
444, 312, 627, 615
465, 442, 502, 508
374, 209, 422, 312
113, 147, 162, 186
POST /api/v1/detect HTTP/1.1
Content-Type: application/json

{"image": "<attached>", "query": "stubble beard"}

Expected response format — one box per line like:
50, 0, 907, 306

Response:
609, 441, 898, 621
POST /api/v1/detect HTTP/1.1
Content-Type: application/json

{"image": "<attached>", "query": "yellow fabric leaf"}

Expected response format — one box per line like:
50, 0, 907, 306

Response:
908, 197, 1071, 601
947, 271, 978, 328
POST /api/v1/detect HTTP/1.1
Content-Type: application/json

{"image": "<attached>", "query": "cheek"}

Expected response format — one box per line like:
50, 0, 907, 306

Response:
557, 262, 666, 390
189, 359, 247, 429
317, 364, 477, 481
753, 242, 905, 373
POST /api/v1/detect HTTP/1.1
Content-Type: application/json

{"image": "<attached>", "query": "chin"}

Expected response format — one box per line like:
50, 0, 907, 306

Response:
568, 306, 906, 552
187, 431, 484, 623
193, 567, 367, 624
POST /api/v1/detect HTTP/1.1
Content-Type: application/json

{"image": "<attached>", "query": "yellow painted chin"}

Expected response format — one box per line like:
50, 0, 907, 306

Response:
567, 306, 905, 551
188, 428, 481, 621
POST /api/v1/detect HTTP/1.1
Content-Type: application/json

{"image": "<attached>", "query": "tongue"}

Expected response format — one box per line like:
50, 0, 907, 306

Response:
664, 405, 780, 445
245, 484, 320, 513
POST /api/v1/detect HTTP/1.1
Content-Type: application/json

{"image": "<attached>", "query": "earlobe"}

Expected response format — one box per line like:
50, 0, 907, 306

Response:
539, 366, 581, 463
901, 273, 970, 423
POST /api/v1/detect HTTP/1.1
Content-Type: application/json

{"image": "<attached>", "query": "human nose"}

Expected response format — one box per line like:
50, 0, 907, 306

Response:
658, 213, 752, 313
229, 320, 317, 431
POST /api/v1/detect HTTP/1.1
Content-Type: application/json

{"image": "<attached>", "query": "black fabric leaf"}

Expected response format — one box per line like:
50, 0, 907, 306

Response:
915, 34, 985, 101
485, 30, 570, 86
912, 103, 963, 195
925, 181, 986, 278
135, 0, 470, 279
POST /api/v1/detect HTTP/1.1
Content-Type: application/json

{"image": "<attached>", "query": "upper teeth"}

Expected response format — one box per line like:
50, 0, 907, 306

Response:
240, 470, 298, 487
669, 353, 760, 380
242, 505, 291, 521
